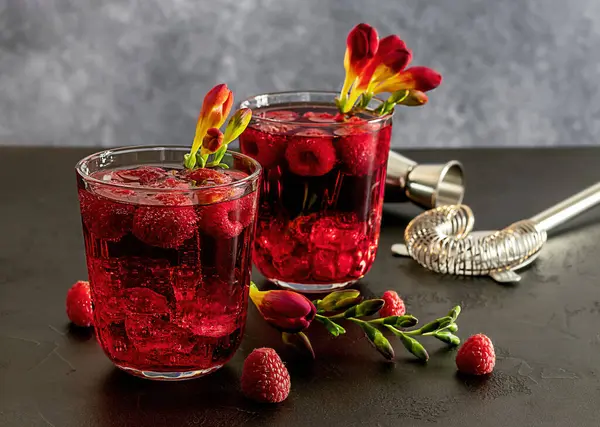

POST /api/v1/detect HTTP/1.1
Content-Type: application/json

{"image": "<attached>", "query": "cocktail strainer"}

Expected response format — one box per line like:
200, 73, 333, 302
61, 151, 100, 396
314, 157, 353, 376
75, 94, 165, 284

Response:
392, 182, 600, 282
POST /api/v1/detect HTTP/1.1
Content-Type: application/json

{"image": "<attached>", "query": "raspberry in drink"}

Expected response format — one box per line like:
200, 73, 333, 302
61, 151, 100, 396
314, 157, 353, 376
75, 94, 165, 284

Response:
76, 148, 260, 379
239, 92, 392, 292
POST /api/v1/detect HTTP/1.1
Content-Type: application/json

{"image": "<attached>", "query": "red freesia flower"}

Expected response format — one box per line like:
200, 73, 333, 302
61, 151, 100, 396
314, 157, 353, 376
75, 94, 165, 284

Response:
200, 83, 234, 130
369, 35, 412, 85
373, 66, 442, 94
340, 23, 379, 111
250, 283, 316, 333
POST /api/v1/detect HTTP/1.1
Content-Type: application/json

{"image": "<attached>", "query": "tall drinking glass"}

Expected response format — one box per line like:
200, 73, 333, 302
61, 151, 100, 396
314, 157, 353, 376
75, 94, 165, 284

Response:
76, 147, 261, 380
239, 92, 393, 292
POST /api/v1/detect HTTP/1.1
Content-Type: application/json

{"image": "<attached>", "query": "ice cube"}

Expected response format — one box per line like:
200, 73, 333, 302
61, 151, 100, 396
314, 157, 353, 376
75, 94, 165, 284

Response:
176, 300, 240, 338
125, 315, 195, 353
122, 287, 171, 316
309, 215, 365, 251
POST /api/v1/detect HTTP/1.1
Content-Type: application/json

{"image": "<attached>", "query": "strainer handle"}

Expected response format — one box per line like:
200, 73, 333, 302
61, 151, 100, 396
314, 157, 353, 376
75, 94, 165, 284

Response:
529, 182, 600, 231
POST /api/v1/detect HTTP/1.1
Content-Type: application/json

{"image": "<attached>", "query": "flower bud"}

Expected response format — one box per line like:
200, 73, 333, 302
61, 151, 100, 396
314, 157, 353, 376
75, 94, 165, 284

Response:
317, 289, 361, 312
250, 283, 316, 333
202, 127, 224, 154
200, 84, 234, 129
374, 66, 442, 94
223, 108, 252, 144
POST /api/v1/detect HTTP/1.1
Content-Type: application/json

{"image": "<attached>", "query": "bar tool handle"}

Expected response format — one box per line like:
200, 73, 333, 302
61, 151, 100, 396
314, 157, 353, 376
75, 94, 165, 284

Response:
529, 182, 600, 231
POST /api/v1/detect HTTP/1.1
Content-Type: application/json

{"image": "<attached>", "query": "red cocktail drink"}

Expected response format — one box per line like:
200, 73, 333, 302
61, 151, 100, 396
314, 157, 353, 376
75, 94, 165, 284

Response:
239, 92, 392, 292
76, 147, 260, 379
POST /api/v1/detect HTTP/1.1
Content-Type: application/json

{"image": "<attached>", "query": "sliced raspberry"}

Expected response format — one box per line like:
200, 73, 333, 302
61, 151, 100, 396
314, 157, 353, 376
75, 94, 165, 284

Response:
132, 205, 197, 248
334, 127, 380, 176
456, 334, 496, 375
293, 128, 331, 137
197, 192, 257, 239
311, 250, 354, 281
153, 193, 194, 206
240, 127, 287, 168
263, 110, 299, 121
184, 168, 233, 186
115, 166, 167, 185
379, 290, 406, 317
241, 348, 291, 403
78, 189, 134, 241
285, 136, 336, 176
303, 111, 338, 123
156, 177, 190, 189
66, 280, 93, 327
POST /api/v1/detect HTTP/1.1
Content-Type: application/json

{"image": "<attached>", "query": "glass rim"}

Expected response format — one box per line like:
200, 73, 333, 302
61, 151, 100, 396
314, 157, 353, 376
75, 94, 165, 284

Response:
75, 145, 262, 193
240, 90, 394, 127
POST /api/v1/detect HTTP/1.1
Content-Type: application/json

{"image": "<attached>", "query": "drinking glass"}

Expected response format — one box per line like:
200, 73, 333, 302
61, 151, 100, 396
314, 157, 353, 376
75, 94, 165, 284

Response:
239, 91, 393, 292
76, 147, 261, 380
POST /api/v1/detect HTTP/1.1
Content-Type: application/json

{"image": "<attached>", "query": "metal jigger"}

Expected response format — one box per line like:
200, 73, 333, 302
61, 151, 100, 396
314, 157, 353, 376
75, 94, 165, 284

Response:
384, 151, 466, 208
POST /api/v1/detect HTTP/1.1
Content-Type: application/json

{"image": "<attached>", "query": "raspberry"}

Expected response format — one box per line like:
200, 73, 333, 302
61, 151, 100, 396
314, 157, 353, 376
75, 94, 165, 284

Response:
78, 189, 134, 241
293, 128, 331, 137
240, 127, 287, 169
184, 168, 233, 186
132, 205, 197, 248
379, 290, 406, 317
241, 348, 291, 403
197, 192, 257, 239
303, 111, 338, 123
66, 281, 93, 327
263, 110, 298, 121
285, 136, 336, 176
334, 127, 379, 176
115, 166, 166, 185
456, 334, 496, 375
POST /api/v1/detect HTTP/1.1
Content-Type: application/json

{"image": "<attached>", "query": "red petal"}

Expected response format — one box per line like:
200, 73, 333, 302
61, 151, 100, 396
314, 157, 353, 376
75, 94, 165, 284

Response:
377, 35, 412, 74
402, 67, 442, 91
346, 23, 379, 74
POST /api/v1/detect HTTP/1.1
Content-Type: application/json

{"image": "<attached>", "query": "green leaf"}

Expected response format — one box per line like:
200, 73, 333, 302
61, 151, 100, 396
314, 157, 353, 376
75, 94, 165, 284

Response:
315, 315, 346, 337
433, 331, 460, 346
183, 153, 196, 169
317, 290, 361, 312
195, 152, 207, 168
374, 315, 418, 329
448, 306, 461, 322
440, 323, 458, 333
282, 332, 316, 359
352, 319, 395, 360
386, 326, 429, 361
388, 90, 410, 104
418, 316, 453, 334
211, 144, 228, 165
343, 299, 384, 318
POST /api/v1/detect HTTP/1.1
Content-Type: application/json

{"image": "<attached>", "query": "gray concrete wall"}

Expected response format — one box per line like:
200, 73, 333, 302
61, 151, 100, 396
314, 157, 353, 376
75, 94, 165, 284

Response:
1, 0, 599, 148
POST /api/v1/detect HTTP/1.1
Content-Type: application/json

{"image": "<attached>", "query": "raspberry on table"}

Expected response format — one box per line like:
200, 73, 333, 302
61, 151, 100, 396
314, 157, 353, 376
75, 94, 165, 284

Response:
379, 290, 406, 317
66, 280, 94, 327
241, 348, 291, 403
456, 333, 496, 375
285, 136, 336, 176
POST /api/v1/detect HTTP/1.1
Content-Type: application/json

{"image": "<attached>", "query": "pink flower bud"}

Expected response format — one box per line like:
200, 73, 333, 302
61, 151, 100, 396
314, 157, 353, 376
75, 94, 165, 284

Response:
250, 284, 316, 333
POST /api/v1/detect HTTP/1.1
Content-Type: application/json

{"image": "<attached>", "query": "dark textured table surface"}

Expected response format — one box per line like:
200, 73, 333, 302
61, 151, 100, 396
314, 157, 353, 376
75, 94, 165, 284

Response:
1, 147, 600, 427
